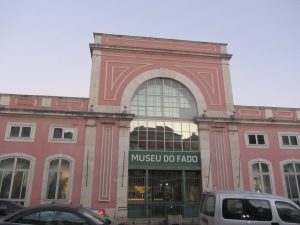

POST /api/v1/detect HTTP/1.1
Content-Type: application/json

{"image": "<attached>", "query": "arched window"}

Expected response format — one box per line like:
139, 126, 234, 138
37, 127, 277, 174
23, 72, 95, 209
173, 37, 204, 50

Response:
130, 78, 199, 151
131, 78, 197, 118
283, 162, 300, 205
250, 161, 273, 194
45, 157, 71, 201
0, 157, 31, 205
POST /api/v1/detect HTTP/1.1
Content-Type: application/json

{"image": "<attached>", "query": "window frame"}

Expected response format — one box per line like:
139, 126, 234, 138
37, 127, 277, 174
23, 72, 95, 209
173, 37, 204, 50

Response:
278, 132, 300, 149
201, 194, 215, 217
280, 160, 300, 205
5, 122, 36, 142
249, 160, 275, 194
0, 154, 35, 206
41, 155, 74, 204
130, 120, 199, 152
48, 125, 78, 143
245, 132, 269, 148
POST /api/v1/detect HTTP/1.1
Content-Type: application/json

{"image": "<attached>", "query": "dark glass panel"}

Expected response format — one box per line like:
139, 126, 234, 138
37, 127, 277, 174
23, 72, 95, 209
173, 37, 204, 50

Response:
21, 127, 31, 138
10, 126, 20, 137
248, 135, 257, 144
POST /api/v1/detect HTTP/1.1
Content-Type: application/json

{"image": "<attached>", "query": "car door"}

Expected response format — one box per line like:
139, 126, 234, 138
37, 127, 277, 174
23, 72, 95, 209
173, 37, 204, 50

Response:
199, 194, 216, 225
221, 198, 247, 225
275, 201, 300, 224
244, 198, 274, 225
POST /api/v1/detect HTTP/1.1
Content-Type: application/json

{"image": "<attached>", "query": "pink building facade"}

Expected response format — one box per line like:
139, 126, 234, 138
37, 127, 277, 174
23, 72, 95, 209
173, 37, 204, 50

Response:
0, 33, 300, 220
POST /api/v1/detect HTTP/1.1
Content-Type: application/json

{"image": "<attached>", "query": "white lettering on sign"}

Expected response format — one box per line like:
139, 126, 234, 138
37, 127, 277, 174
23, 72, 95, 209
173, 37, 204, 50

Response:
131, 154, 198, 163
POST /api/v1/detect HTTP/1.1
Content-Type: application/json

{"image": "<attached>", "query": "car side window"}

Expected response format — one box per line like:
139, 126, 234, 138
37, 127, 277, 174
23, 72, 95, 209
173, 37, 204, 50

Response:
276, 201, 300, 223
246, 199, 272, 221
203, 196, 215, 216
14, 212, 40, 225
13, 210, 89, 225
222, 198, 245, 220
54, 211, 87, 225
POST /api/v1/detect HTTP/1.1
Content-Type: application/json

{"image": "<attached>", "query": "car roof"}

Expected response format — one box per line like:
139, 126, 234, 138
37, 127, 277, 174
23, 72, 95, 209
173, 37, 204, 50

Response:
202, 190, 291, 201
25, 203, 84, 210
2, 204, 90, 221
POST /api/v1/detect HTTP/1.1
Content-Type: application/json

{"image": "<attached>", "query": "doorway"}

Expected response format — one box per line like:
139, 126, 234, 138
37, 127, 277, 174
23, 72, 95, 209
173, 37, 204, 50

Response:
128, 170, 201, 217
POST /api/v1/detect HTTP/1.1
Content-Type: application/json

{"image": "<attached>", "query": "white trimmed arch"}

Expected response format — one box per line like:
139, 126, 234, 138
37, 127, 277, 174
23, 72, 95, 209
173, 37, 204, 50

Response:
121, 68, 206, 116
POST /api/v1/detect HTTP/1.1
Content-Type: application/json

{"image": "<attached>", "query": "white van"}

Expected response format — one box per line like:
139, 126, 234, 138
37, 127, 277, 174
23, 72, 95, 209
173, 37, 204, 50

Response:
199, 191, 300, 225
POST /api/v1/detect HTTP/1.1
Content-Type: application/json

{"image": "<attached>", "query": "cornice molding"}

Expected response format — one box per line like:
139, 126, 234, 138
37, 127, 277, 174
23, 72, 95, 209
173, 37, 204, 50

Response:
0, 108, 134, 121
195, 116, 300, 126
89, 44, 232, 60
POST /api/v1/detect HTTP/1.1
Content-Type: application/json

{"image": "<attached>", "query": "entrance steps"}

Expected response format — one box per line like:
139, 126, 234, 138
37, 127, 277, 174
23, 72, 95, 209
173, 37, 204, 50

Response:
118, 217, 198, 225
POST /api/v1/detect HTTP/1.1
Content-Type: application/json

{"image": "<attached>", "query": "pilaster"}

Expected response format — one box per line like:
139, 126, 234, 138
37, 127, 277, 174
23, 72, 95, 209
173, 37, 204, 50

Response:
115, 120, 131, 220
228, 125, 243, 191
80, 119, 97, 206
199, 124, 212, 191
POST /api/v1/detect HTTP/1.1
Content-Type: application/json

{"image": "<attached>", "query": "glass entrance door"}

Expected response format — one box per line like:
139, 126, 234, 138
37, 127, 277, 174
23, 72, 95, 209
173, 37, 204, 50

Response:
148, 170, 182, 216
128, 170, 201, 218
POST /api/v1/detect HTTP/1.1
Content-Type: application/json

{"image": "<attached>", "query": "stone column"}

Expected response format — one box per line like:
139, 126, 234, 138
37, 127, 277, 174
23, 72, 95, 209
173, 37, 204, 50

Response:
88, 50, 102, 111
199, 124, 212, 191
80, 119, 97, 206
115, 120, 131, 220
228, 125, 243, 190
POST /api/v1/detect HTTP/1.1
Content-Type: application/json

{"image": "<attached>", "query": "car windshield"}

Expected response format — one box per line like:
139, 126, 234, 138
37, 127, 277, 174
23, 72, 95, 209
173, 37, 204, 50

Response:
80, 208, 105, 225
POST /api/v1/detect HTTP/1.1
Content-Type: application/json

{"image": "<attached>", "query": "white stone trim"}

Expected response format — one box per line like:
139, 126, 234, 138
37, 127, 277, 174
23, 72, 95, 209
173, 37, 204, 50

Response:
221, 59, 234, 115
228, 125, 243, 190
41, 97, 51, 108
0, 95, 10, 106
80, 120, 97, 207
115, 121, 130, 220
48, 124, 78, 144
280, 159, 300, 199
88, 51, 102, 110
199, 124, 212, 191
244, 131, 269, 149
5, 122, 36, 142
277, 132, 300, 149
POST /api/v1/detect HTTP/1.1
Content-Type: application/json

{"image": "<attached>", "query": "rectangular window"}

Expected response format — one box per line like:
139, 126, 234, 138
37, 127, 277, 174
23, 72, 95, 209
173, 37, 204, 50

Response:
49, 126, 77, 143
5, 123, 36, 142
52, 128, 74, 140
278, 133, 300, 149
129, 120, 199, 152
282, 135, 298, 146
245, 132, 268, 148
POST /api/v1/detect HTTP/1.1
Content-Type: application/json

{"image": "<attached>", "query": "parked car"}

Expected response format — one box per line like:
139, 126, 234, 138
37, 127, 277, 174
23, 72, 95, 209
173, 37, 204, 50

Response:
1, 204, 109, 225
90, 208, 111, 224
0, 201, 24, 217
0, 223, 28, 225
199, 191, 300, 225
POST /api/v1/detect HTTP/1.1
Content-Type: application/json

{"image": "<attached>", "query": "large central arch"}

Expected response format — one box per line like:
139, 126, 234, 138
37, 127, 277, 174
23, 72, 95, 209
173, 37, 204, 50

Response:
121, 68, 207, 115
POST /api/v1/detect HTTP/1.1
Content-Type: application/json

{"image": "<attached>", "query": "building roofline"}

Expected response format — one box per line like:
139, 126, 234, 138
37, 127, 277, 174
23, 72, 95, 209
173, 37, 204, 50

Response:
93, 32, 229, 46
0, 93, 89, 100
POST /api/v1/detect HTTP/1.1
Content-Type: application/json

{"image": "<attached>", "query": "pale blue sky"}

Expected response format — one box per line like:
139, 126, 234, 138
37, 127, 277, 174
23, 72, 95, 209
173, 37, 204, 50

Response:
1, 0, 299, 107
